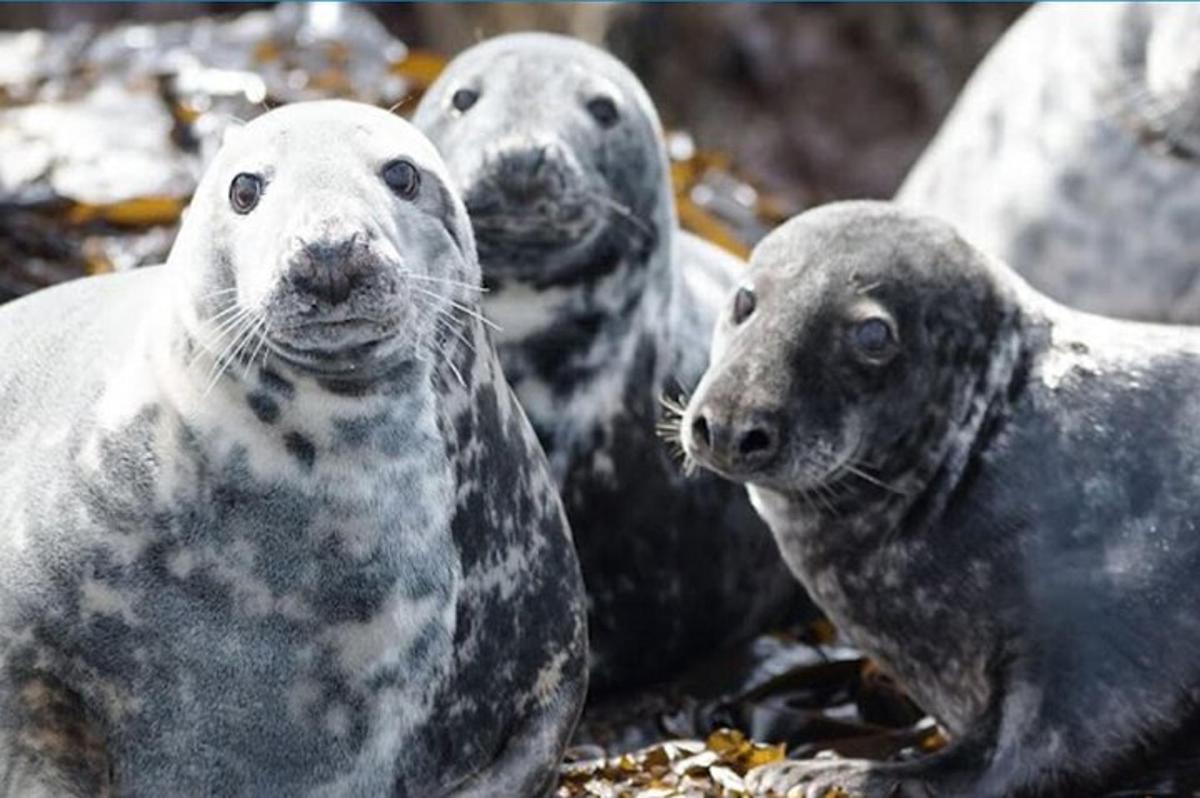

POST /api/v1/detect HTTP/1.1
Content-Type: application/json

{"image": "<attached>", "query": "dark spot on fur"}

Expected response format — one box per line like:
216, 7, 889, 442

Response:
284, 431, 316, 469
247, 391, 280, 424
318, 378, 375, 397
259, 368, 295, 399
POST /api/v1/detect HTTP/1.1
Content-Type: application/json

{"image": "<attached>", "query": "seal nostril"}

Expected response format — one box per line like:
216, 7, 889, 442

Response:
691, 416, 711, 448
738, 428, 772, 456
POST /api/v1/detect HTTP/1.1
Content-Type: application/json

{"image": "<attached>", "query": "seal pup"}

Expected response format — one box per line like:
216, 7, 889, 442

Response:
0, 100, 586, 797
899, 3, 1200, 323
414, 32, 802, 693
681, 200, 1200, 797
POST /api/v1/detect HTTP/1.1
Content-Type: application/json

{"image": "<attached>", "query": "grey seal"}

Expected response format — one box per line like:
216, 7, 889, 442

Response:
899, 3, 1200, 323
681, 200, 1200, 796
0, 100, 586, 797
414, 32, 802, 693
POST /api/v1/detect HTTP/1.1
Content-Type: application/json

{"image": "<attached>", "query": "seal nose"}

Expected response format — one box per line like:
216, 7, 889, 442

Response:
687, 407, 782, 475
491, 141, 569, 203
290, 234, 366, 306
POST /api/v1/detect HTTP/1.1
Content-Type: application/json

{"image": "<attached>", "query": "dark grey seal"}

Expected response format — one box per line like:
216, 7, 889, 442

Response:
682, 200, 1200, 797
0, 100, 586, 797
413, 32, 802, 693
899, 3, 1200, 323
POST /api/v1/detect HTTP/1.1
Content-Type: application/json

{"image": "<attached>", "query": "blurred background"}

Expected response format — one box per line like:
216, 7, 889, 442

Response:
0, 2, 1024, 302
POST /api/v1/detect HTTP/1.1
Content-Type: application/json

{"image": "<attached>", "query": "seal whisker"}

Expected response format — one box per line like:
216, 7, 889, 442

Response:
408, 284, 501, 332
202, 311, 261, 394
244, 316, 271, 372
432, 315, 478, 358
189, 306, 254, 368
414, 292, 480, 359
583, 189, 654, 241
843, 461, 909, 497
198, 287, 241, 302
198, 307, 253, 348
399, 271, 489, 293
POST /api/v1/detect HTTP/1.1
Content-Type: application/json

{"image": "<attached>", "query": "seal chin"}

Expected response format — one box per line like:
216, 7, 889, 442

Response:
265, 320, 410, 378
468, 197, 605, 247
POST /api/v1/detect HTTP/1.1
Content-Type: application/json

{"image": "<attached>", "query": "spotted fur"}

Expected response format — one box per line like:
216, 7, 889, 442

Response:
0, 101, 586, 797
414, 33, 802, 693
686, 201, 1200, 796
899, 3, 1200, 323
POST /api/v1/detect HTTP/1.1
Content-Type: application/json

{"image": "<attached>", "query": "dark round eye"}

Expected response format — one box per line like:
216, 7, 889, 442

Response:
229, 173, 262, 214
383, 159, 420, 199
586, 96, 619, 128
732, 286, 756, 325
451, 88, 479, 113
852, 317, 896, 356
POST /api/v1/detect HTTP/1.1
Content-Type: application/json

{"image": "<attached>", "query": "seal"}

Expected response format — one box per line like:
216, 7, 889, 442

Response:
899, 3, 1200, 323
413, 32, 803, 693
0, 100, 586, 797
681, 200, 1200, 797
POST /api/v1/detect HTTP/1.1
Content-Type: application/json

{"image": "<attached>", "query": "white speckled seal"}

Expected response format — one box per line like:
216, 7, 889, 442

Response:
685, 200, 1200, 797
0, 100, 586, 797
899, 3, 1200, 323
414, 33, 803, 693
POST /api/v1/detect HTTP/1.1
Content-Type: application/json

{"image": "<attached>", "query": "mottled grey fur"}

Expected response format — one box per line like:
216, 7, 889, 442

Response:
0, 101, 586, 797
899, 3, 1200, 323
684, 201, 1200, 797
414, 33, 801, 693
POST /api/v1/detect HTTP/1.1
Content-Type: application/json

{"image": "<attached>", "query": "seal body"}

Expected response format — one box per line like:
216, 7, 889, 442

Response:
414, 33, 802, 693
682, 200, 1200, 797
899, 3, 1200, 323
0, 101, 586, 797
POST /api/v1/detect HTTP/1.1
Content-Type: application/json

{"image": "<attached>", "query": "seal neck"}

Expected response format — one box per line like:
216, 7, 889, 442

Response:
486, 234, 676, 392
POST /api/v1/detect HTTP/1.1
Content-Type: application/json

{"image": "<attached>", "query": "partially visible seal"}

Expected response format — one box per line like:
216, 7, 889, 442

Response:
0, 100, 586, 797
682, 200, 1200, 797
899, 3, 1200, 323
414, 33, 803, 692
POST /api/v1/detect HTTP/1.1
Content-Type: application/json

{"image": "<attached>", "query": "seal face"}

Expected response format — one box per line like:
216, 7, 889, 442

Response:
415, 33, 803, 692
899, 3, 1200, 323
684, 200, 1200, 797
0, 100, 586, 797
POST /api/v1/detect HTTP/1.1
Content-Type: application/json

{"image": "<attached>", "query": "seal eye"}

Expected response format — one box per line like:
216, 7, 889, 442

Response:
451, 88, 479, 113
732, 287, 756, 325
229, 173, 262, 215
852, 317, 896, 357
383, 159, 421, 200
586, 96, 619, 128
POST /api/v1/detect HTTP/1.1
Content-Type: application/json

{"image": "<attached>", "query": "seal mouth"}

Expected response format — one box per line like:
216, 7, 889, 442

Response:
266, 336, 394, 375
265, 316, 406, 375
466, 195, 604, 246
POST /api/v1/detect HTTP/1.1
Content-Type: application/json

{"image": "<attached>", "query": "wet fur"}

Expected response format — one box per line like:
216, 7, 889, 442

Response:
415, 33, 803, 693
688, 201, 1200, 797
899, 3, 1200, 323
0, 102, 586, 797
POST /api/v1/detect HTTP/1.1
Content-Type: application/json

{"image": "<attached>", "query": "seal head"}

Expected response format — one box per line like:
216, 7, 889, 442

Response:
684, 201, 1018, 504
414, 31, 664, 293
176, 100, 477, 383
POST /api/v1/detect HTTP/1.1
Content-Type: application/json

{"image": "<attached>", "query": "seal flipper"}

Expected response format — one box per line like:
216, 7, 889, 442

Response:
745, 673, 1158, 798
0, 672, 112, 798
